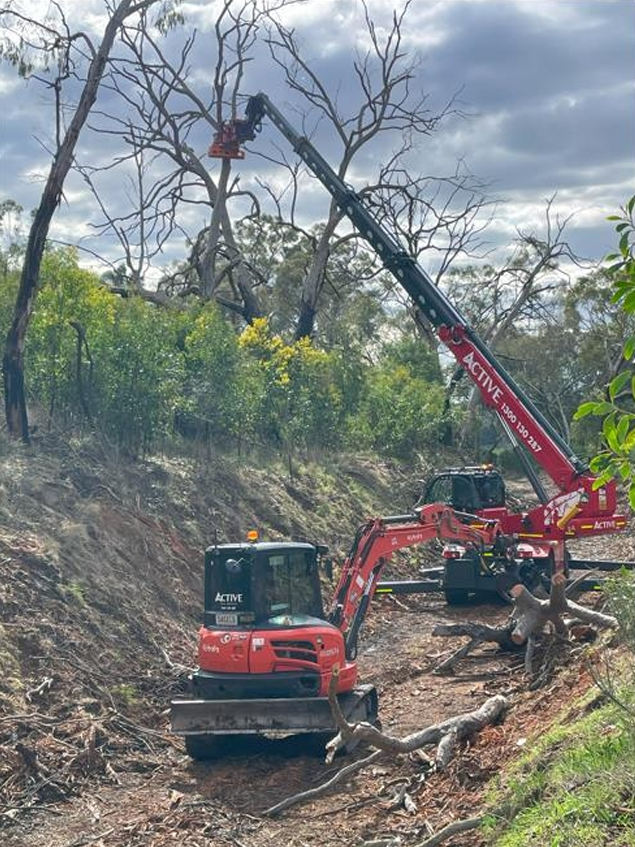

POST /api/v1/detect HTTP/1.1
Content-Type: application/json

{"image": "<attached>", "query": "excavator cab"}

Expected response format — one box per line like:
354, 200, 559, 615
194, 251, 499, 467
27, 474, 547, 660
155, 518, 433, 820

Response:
418, 467, 506, 515
204, 541, 325, 629
172, 540, 377, 758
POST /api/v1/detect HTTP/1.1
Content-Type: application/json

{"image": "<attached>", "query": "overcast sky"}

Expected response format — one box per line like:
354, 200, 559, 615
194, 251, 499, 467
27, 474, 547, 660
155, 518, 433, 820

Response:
0, 0, 633, 279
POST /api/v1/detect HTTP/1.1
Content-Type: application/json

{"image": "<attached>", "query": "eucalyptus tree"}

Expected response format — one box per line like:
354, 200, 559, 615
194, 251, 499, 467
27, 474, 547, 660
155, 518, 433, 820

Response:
0, 0, 169, 441
80, 0, 300, 321
262, 1, 493, 341
80, 0, 492, 347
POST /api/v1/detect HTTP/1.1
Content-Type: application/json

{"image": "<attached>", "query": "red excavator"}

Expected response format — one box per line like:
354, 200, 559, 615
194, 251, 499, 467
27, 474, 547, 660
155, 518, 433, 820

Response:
169, 94, 628, 757
171, 505, 502, 759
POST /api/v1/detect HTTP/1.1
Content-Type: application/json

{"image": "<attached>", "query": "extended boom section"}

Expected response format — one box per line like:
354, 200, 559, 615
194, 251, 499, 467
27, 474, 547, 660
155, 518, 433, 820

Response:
210, 93, 627, 552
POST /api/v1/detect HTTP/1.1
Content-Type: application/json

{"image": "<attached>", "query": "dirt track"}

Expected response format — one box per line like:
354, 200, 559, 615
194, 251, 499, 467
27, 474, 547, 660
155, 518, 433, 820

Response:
1, 591, 606, 847
1, 444, 633, 847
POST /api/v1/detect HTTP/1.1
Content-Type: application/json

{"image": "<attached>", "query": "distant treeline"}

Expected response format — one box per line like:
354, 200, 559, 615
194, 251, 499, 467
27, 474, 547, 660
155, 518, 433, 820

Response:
1, 244, 627, 462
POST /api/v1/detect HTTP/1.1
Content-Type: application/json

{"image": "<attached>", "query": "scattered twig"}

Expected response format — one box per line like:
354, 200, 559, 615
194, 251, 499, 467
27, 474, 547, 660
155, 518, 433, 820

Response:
414, 816, 482, 847
63, 829, 115, 847
158, 645, 193, 676
25, 677, 54, 703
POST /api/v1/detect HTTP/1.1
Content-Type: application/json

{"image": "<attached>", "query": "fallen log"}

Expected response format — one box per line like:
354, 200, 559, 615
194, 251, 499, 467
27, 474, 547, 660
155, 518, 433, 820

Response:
262, 670, 508, 817
325, 692, 507, 765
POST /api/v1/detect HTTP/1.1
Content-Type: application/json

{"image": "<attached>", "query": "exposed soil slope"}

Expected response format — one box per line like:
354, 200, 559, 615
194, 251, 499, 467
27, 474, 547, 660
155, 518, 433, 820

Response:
0, 435, 632, 847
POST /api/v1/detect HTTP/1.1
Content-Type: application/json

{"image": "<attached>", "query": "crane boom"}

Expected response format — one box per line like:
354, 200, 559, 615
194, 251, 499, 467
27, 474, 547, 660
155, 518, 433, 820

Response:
209, 93, 627, 543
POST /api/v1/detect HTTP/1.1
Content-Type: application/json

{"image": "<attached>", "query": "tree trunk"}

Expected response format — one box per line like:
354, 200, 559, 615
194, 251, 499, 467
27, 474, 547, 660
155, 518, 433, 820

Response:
2, 0, 141, 440
295, 213, 338, 340
509, 573, 618, 645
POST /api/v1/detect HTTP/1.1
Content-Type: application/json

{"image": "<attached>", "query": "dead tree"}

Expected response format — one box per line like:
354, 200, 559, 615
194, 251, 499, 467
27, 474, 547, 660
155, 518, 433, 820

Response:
265, 1, 490, 341
0, 0, 164, 441
81, 0, 297, 322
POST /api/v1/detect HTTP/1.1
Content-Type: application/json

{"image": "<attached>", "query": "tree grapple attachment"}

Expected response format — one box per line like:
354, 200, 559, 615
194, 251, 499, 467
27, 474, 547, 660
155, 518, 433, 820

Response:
208, 121, 247, 159
208, 98, 265, 159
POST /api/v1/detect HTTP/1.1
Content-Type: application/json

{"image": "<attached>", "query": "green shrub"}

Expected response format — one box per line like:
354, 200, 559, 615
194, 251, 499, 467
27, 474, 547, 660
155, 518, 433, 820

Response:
348, 363, 446, 459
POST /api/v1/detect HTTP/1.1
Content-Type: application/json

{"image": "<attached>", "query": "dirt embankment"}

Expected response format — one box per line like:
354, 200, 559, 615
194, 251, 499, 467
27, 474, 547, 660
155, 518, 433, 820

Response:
0, 435, 632, 847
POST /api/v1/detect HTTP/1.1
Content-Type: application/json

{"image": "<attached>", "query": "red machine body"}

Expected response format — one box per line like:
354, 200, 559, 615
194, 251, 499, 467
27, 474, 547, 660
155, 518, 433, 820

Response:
171, 505, 501, 759
197, 618, 357, 697
169, 94, 628, 759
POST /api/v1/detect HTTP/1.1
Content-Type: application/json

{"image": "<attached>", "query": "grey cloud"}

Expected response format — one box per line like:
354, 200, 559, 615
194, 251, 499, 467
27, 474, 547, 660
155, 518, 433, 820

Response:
416, 0, 634, 111
0, 0, 632, 272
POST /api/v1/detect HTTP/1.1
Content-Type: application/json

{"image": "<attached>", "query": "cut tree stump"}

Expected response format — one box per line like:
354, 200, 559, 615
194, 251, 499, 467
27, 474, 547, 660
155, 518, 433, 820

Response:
509, 573, 617, 645
432, 573, 618, 678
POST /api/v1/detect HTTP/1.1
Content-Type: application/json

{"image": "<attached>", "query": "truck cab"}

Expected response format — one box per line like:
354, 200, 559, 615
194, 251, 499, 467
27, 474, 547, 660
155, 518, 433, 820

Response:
418, 467, 507, 517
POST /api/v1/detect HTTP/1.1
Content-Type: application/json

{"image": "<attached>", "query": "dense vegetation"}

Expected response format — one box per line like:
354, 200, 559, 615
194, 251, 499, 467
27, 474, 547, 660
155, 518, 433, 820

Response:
575, 197, 635, 508
0, 211, 632, 465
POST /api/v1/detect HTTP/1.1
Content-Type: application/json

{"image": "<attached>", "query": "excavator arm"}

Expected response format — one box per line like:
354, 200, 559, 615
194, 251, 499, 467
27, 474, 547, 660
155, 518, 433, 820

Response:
327, 504, 501, 658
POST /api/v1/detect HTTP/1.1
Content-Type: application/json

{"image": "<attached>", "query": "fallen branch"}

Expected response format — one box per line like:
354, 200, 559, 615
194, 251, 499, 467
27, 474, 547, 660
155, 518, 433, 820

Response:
327, 693, 507, 762
262, 749, 383, 817
263, 678, 508, 817
431, 621, 516, 674
414, 816, 482, 847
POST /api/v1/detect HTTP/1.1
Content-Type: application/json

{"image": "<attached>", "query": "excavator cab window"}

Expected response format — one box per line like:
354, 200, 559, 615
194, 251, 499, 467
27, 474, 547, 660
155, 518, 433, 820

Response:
257, 549, 324, 622
474, 473, 505, 508
421, 470, 505, 513
420, 474, 452, 506
204, 543, 323, 628
451, 476, 475, 512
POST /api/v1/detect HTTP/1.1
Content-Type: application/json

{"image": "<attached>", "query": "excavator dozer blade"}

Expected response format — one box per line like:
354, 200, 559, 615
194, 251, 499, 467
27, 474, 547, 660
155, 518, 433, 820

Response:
170, 684, 377, 737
